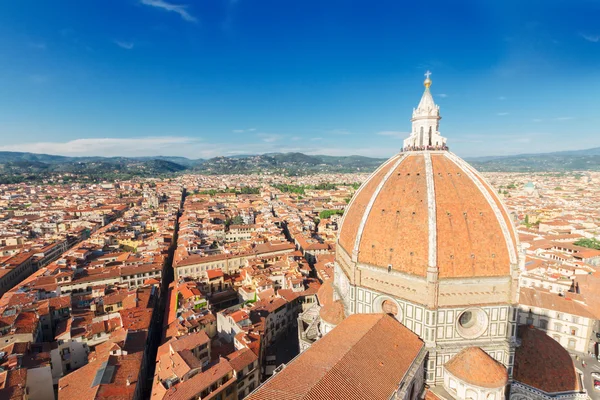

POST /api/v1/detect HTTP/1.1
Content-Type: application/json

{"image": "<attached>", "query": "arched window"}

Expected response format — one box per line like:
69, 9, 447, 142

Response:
554, 322, 562, 332
428, 126, 433, 146
419, 127, 424, 146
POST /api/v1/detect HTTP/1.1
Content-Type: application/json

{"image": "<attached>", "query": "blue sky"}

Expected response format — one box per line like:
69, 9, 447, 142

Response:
0, 0, 599, 159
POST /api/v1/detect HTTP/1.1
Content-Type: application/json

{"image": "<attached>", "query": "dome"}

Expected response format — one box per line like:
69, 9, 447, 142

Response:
338, 150, 518, 280
513, 326, 581, 393
317, 280, 345, 326
444, 347, 508, 389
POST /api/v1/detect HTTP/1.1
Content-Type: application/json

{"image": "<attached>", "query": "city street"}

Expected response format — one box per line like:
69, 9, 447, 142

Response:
571, 353, 600, 400
272, 326, 301, 367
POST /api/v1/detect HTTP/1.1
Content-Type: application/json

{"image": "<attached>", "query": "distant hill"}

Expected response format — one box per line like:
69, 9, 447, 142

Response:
466, 147, 600, 172
193, 152, 386, 175
1, 146, 600, 183
0, 151, 386, 183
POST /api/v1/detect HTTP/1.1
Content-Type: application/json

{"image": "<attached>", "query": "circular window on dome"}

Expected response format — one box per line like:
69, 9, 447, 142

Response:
375, 297, 402, 320
456, 308, 488, 339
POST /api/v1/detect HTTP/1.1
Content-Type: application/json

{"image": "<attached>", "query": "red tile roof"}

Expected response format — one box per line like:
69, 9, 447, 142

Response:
338, 152, 516, 279
246, 314, 424, 400
444, 347, 507, 388
514, 326, 580, 393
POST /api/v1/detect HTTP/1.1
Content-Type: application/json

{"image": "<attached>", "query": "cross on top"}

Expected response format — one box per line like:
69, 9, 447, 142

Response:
425, 70, 432, 79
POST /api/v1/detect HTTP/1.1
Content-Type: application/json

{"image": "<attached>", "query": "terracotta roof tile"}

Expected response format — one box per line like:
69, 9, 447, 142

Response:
247, 314, 424, 400
444, 347, 507, 388
514, 326, 580, 393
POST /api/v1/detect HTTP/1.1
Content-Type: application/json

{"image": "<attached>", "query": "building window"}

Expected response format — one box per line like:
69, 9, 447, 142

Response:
554, 323, 562, 332
570, 327, 577, 336
457, 308, 489, 339
539, 319, 548, 330
571, 316, 579, 324
448, 378, 457, 392
568, 338, 576, 349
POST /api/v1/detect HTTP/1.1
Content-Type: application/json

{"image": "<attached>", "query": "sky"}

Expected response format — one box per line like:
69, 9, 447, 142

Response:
0, 0, 599, 159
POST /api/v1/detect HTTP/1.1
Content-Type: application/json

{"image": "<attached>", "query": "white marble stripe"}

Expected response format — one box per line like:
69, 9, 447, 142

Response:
445, 152, 518, 264
337, 153, 401, 243
424, 153, 437, 268
352, 153, 408, 259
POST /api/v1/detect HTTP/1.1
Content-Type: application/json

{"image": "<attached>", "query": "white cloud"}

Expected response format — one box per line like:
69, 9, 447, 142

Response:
248, 128, 256, 132
257, 133, 283, 143
377, 131, 409, 139
437, 93, 448, 98
0, 136, 414, 159
232, 129, 245, 133
498, 96, 507, 100
114, 40, 134, 50
497, 112, 509, 116
0, 137, 201, 157
310, 137, 323, 141
140, 0, 197, 22
555, 117, 574, 121
532, 118, 543, 122
581, 33, 600, 43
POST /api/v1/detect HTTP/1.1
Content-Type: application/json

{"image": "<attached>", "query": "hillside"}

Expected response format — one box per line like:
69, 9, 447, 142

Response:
0, 151, 386, 183
2, 146, 600, 183
193, 153, 385, 175
466, 147, 600, 172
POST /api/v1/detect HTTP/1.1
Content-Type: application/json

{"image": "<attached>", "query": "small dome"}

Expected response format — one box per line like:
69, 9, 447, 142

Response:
444, 347, 508, 388
317, 281, 345, 326
514, 326, 581, 393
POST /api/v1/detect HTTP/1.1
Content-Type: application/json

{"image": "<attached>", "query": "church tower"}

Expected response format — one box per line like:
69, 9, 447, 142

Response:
404, 71, 447, 149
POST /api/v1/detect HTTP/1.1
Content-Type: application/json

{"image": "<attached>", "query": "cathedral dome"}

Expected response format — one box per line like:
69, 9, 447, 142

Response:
337, 150, 518, 279
334, 73, 520, 309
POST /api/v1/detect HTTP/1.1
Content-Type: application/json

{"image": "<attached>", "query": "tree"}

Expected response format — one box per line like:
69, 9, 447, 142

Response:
574, 238, 600, 250
319, 209, 344, 219
210, 241, 219, 249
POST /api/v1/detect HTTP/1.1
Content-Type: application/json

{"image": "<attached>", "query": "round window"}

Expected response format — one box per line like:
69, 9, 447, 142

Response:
459, 311, 476, 329
376, 297, 402, 320
456, 308, 488, 339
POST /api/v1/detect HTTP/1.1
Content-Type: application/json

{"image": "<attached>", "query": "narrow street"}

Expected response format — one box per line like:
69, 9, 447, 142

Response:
139, 188, 186, 400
